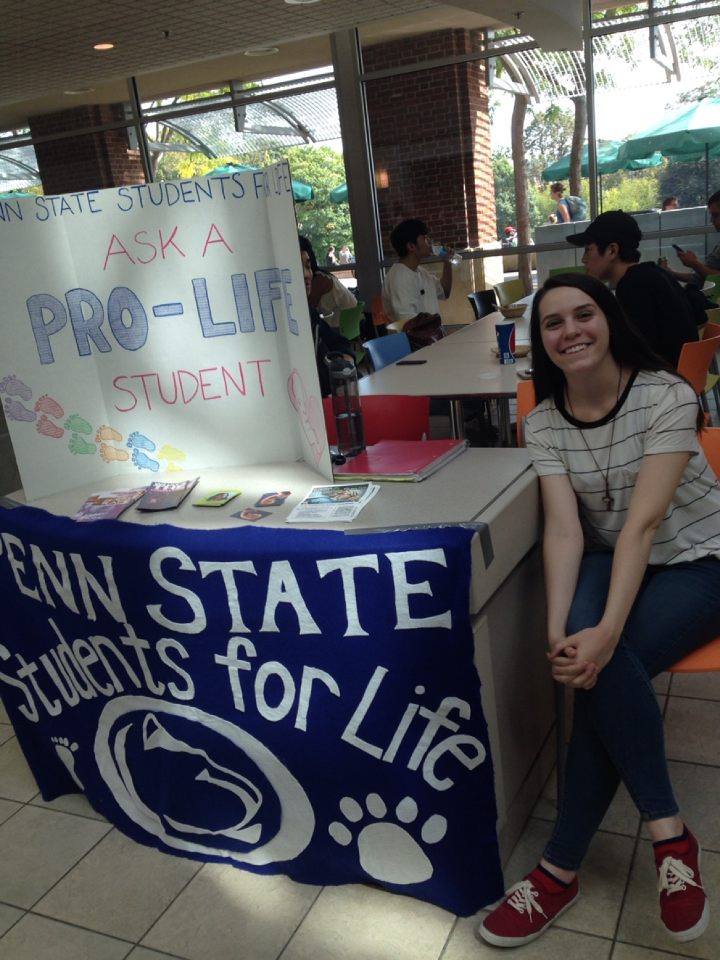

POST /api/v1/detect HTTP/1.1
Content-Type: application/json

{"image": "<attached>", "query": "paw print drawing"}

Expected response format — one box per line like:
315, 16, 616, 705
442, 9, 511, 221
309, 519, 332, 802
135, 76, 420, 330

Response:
51, 736, 83, 789
329, 793, 447, 885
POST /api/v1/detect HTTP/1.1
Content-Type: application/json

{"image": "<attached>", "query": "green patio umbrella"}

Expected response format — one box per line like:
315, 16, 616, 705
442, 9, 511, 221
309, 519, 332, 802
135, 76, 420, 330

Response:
541, 141, 662, 181
329, 182, 348, 204
209, 163, 314, 203
617, 97, 720, 196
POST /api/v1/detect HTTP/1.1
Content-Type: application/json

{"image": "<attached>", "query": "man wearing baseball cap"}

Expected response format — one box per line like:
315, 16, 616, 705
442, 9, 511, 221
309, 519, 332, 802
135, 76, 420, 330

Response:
567, 210, 698, 366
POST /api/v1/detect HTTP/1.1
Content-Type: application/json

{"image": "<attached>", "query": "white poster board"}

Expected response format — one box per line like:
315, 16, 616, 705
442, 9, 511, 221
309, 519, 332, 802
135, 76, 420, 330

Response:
0, 163, 332, 501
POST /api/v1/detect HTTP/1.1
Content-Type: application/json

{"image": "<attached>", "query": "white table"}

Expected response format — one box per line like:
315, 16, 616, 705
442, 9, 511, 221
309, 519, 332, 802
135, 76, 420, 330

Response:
360, 299, 533, 443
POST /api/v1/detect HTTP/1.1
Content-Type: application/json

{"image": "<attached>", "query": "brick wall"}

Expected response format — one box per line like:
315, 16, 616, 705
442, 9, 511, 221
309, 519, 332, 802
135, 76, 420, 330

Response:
363, 29, 496, 254
29, 103, 144, 195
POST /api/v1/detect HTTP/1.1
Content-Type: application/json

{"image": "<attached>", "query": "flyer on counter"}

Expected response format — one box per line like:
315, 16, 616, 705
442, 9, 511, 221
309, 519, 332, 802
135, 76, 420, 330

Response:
286, 482, 379, 523
136, 478, 200, 511
74, 487, 147, 522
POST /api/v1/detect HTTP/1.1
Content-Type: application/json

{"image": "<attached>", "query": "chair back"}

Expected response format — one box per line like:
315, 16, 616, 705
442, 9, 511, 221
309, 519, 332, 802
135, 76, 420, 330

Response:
364, 332, 412, 371
323, 395, 430, 445
371, 294, 392, 328
516, 379, 537, 447
493, 278, 526, 307
338, 301, 365, 341
702, 320, 720, 341
548, 265, 586, 278
677, 336, 720, 394
467, 289, 497, 320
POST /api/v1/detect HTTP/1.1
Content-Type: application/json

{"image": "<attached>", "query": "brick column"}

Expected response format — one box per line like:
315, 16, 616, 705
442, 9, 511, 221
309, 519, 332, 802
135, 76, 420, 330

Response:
363, 28, 497, 252
29, 104, 144, 195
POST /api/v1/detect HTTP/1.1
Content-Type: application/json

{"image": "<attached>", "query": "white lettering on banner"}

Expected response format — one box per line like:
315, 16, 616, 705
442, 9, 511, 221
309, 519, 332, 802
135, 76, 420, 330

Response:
260, 561, 320, 635
70, 553, 126, 624
147, 547, 207, 634
316, 555, 379, 637
1, 533, 41, 601
387, 550, 452, 631
30, 545, 79, 614
198, 561, 257, 633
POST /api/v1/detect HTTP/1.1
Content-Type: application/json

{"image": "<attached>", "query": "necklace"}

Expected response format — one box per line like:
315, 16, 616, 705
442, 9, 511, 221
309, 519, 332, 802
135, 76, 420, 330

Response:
566, 366, 624, 511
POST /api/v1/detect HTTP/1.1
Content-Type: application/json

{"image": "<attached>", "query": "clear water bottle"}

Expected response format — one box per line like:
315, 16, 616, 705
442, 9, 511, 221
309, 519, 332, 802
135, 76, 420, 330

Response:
324, 352, 365, 458
432, 244, 462, 267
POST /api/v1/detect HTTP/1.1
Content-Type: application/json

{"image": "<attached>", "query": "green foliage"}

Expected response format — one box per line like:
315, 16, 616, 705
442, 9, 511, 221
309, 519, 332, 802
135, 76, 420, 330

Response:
659, 156, 720, 209
153, 142, 353, 260
600, 168, 661, 212
523, 105, 575, 182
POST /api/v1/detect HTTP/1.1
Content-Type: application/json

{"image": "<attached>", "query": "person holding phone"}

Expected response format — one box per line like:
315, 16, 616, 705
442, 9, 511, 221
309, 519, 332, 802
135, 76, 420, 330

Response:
567, 210, 697, 366
479, 273, 718, 948
661, 190, 720, 283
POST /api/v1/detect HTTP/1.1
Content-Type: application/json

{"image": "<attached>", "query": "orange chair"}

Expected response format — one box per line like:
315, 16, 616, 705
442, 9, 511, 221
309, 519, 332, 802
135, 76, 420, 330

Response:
371, 295, 392, 330
670, 427, 720, 674
677, 335, 720, 395
515, 378, 537, 447
323, 395, 430, 446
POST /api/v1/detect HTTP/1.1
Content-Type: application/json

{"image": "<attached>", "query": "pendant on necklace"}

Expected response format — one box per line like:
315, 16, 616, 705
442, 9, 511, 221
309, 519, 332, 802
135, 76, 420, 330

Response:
603, 489, 614, 510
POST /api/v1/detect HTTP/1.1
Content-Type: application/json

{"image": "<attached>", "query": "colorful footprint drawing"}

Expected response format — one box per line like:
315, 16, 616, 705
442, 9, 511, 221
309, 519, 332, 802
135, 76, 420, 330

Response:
157, 443, 186, 463
4, 397, 36, 423
99, 443, 129, 463
64, 414, 93, 435
36, 415, 64, 439
69, 433, 96, 455
34, 394, 64, 419
96, 425, 123, 444
132, 448, 160, 472
0, 375, 32, 402
127, 431, 156, 452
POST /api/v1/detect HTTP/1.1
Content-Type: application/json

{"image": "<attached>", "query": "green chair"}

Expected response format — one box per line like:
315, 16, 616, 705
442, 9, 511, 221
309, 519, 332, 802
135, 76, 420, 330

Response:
548, 265, 586, 277
493, 278, 526, 307
338, 301, 366, 364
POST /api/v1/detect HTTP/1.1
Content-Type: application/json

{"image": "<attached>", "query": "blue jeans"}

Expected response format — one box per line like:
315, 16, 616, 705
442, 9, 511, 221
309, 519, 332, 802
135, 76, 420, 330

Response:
544, 551, 720, 872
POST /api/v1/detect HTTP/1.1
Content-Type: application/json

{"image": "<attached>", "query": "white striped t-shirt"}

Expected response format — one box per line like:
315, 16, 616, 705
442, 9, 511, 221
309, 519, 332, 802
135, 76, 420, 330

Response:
524, 369, 720, 565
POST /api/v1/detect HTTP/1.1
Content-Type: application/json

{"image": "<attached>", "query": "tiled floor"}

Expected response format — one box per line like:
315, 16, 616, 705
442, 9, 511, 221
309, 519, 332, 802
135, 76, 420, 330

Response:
0, 676, 719, 959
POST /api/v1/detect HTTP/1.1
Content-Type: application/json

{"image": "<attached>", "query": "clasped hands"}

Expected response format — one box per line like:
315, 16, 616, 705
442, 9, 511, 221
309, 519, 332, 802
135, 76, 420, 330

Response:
547, 625, 617, 690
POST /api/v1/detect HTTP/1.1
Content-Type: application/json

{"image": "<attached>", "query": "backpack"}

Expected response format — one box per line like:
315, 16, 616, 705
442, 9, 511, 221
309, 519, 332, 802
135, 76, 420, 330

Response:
565, 196, 588, 222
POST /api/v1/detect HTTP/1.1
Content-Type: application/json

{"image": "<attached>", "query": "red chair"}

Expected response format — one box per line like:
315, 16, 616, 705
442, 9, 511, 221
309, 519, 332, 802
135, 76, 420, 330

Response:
323, 395, 430, 446
515, 379, 537, 447
371, 295, 392, 330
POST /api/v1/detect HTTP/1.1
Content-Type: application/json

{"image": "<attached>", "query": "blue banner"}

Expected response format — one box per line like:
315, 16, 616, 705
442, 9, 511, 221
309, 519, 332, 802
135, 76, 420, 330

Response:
0, 506, 503, 915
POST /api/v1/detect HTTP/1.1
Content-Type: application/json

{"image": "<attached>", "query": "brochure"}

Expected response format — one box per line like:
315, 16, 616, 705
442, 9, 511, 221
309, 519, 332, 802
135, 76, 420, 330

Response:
193, 488, 242, 507
136, 478, 200, 511
74, 487, 146, 522
286, 482, 379, 523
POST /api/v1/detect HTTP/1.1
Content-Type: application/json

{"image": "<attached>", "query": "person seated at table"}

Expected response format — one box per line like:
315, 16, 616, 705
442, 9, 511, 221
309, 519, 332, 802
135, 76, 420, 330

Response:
299, 236, 357, 327
299, 237, 354, 397
661, 190, 720, 284
382, 218, 453, 347
479, 272, 717, 949
662, 196, 679, 211
567, 210, 697, 366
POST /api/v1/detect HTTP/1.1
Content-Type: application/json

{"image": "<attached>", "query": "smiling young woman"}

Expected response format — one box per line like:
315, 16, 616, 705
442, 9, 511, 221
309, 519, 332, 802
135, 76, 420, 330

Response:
479, 273, 718, 949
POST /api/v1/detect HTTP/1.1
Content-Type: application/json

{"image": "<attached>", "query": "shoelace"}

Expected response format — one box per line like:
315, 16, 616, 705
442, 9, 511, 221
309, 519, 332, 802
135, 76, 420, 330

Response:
658, 855, 700, 896
506, 880, 548, 922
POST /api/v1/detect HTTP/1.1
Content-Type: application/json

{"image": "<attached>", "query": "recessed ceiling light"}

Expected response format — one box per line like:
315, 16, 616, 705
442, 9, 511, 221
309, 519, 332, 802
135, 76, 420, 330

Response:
63, 88, 95, 95
93, 42, 115, 51
243, 45, 279, 56
285, 0, 323, 4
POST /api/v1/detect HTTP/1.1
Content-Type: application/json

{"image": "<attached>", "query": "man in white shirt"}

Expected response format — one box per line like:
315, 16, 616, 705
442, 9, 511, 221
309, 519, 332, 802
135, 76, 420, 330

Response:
381, 219, 453, 334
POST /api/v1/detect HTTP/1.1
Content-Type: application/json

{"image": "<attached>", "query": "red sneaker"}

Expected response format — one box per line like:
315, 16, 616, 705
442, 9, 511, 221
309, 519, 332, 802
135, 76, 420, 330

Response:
477, 865, 580, 948
654, 828, 709, 942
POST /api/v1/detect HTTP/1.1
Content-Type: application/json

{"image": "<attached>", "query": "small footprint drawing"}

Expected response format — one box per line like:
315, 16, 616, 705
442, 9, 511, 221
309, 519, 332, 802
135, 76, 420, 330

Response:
157, 443, 186, 462
166, 462, 184, 472
36, 415, 64, 439
4, 397, 36, 422
0, 375, 32, 402
95, 424, 122, 443
127, 431, 156, 452
328, 793, 447, 885
100, 443, 130, 463
34, 394, 64, 419
69, 433, 96, 455
132, 448, 160, 472
51, 737, 83, 789
64, 414, 93, 435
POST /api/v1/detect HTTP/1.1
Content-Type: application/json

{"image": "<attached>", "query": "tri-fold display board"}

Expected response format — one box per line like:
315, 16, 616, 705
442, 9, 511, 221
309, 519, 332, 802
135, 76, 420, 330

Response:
0, 163, 331, 501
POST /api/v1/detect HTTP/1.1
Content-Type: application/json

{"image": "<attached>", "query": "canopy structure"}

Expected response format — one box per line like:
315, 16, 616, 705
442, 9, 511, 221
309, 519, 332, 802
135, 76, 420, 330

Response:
329, 182, 348, 204
617, 97, 720, 196
541, 140, 663, 182
209, 163, 314, 202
